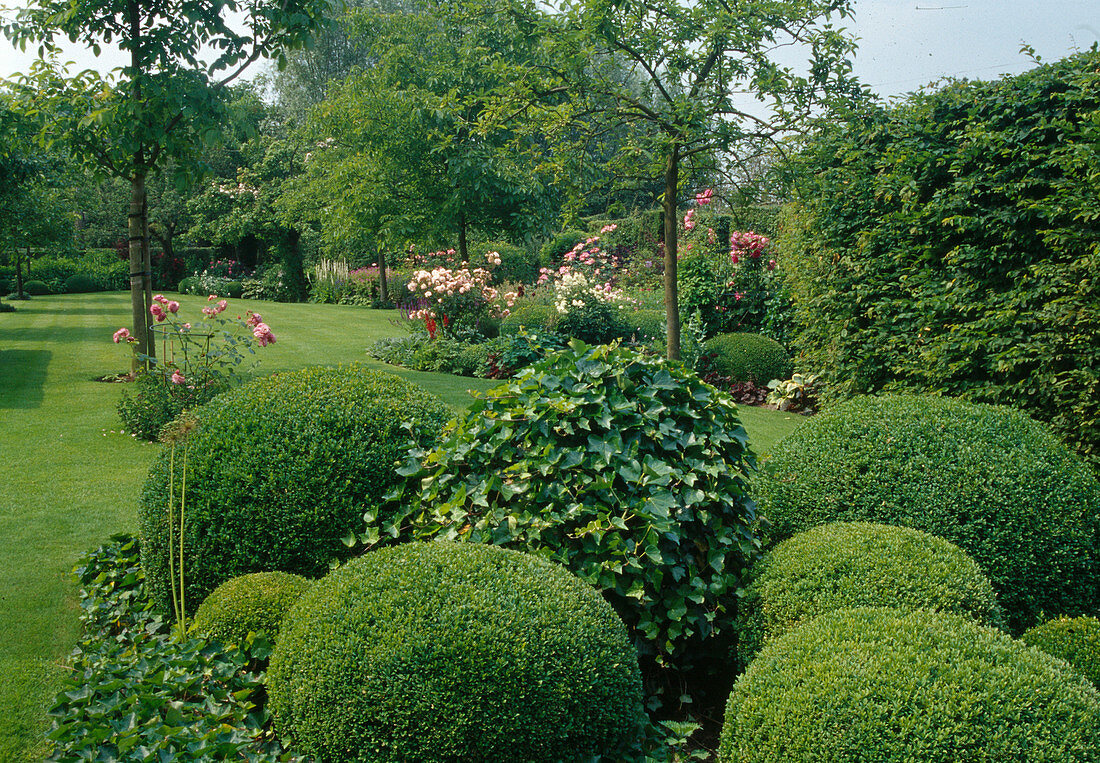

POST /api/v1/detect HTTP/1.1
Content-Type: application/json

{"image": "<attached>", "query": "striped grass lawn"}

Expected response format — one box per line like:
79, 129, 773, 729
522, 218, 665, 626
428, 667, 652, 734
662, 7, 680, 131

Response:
0, 292, 802, 760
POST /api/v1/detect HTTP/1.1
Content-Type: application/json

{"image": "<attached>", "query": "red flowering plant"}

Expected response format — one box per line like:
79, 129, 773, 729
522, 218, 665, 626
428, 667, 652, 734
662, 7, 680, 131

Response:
113, 294, 276, 439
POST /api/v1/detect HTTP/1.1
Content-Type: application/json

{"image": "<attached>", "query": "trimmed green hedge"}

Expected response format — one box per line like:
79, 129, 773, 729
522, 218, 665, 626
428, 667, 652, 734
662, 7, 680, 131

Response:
703, 332, 791, 386
63, 274, 101, 293
1023, 616, 1100, 689
721, 607, 1100, 762
138, 364, 452, 618
621, 308, 666, 342
190, 571, 313, 647
752, 395, 1100, 632
737, 522, 1004, 666
268, 542, 645, 762
500, 302, 558, 335
23, 279, 50, 295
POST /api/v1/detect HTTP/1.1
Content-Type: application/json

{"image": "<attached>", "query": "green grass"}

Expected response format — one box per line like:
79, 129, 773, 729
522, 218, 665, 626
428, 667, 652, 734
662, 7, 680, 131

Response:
0, 292, 800, 760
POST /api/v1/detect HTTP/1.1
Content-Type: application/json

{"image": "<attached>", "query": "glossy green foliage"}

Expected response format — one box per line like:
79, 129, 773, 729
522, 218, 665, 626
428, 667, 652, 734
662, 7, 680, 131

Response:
139, 364, 452, 617
1023, 616, 1100, 689
753, 395, 1100, 632
46, 535, 289, 761
703, 332, 792, 386
721, 608, 1100, 762
737, 522, 1004, 666
190, 571, 312, 648
781, 51, 1100, 468
386, 341, 759, 669
268, 542, 645, 762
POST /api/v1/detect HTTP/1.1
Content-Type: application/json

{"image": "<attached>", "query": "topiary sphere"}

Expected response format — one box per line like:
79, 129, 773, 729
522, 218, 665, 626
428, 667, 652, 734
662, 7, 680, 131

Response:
1023, 616, 1100, 689
268, 542, 645, 762
621, 309, 666, 342
387, 341, 758, 675
703, 332, 792, 386
753, 395, 1100, 632
499, 302, 558, 335
737, 522, 1004, 666
190, 571, 313, 647
22, 279, 50, 296
63, 273, 100, 293
138, 364, 452, 617
721, 608, 1100, 762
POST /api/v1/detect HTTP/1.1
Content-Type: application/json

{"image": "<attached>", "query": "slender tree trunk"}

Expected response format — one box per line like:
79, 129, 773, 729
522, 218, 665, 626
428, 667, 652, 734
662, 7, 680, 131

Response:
663, 144, 681, 361
377, 248, 389, 304
143, 191, 153, 303
129, 170, 153, 368
458, 209, 469, 264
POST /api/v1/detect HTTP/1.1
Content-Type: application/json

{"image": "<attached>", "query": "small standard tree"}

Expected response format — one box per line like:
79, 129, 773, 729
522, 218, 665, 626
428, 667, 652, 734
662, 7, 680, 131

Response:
4, 0, 332, 362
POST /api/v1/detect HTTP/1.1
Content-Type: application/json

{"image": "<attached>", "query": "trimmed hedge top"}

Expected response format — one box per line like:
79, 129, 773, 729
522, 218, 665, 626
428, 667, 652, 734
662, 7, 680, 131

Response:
721, 607, 1100, 762
190, 571, 312, 647
268, 542, 645, 762
1023, 616, 1100, 689
703, 332, 791, 386
139, 364, 452, 618
752, 394, 1100, 632
737, 522, 1004, 666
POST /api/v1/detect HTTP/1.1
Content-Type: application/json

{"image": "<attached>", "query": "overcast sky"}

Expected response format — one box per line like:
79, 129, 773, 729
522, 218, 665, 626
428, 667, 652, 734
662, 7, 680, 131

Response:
0, 0, 1097, 99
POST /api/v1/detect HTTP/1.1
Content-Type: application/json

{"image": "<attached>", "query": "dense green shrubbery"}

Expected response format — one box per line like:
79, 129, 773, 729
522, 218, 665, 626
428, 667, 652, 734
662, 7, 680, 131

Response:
479, 240, 538, 285
621, 308, 666, 343
139, 364, 452, 617
752, 395, 1100, 632
1023, 617, 1100, 689
702, 332, 791, 386
539, 228, 589, 267
386, 341, 759, 695
62, 274, 101, 293
269, 542, 645, 762
30, 251, 128, 292
46, 535, 289, 761
737, 522, 1004, 666
117, 370, 229, 440
500, 302, 558, 335
721, 608, 1100, 762
23, 279, 50, 295
191, 572, 313, 647
780, 51, 1100, 468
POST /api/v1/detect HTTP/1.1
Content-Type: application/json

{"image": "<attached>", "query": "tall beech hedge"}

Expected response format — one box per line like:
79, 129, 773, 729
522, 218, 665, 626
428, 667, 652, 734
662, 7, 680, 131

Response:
779, 51, 1100, 468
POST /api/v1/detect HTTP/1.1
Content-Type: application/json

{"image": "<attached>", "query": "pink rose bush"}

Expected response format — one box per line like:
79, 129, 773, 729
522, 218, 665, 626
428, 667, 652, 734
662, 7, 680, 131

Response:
403, 248, 515, 337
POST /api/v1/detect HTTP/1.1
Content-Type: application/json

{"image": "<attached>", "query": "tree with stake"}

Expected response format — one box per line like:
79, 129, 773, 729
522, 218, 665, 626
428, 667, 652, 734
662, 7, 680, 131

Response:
3, 0, 333, 364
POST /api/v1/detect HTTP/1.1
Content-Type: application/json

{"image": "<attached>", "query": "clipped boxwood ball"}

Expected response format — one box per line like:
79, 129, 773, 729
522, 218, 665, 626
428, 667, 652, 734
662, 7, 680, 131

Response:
499, 302, 558, 335
139, 364, 452, 617
721, 608, 1100, 762
268, 542, 645, 762
388, 341, 758, 672
23, 279, 50, 296
1023, 616, 1100, 689
703, 332, 792, 385
753, 395, 1100, 632
191, 571, 312, 647
738, 522, 1004, 666
63, 273, 100, 293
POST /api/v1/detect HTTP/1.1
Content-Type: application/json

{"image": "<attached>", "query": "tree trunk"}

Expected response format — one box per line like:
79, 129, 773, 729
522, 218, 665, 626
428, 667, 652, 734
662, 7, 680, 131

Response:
458, 209, 469, 264
142, 191, 152, 306
663, 144, 681, 361
129, 170, 154, 368
377, 248, 389, 304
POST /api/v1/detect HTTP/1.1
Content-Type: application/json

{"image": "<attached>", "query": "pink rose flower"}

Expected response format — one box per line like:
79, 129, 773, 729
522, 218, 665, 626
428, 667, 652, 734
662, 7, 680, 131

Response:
167, 300, 180, 313
208, 294, 217, 301
171, 370, 186, 385
150, 304, 166, 322
153, 294, 168, 304
112, 327, 131, 343
217, 300, 228, 313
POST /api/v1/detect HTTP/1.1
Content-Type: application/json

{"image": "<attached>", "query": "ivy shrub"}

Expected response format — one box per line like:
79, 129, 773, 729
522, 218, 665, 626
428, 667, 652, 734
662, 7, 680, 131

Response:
720, 608, 1100, 762
190, 571, 313, 647
780, 50, 1100, 468
139, 364, 452, 618
702, 332, 792, 386
737, 522, 1004, 666
1022, 616, 1100, 689
268, 542, 645, 762
385, 341, 759, 687
752, 395, 1100, 632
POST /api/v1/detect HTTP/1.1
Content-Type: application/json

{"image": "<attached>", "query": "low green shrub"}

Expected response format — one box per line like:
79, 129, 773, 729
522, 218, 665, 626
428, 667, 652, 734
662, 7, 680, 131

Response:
737, 522, 1004, 666
539, 229, 589, 268
139, 365, 452, 618
481, 240, 538, 285
702, 332, 791, 386
386, 341, 758, 694
190, 572, 313, 647
0, 278, 9, 294
23, 279, 50, 296
63, 273, 101, 293
500, 302, 558, 335
621, 308, 666, 343
117, 370, 228, 441
177, 276, 196, 294
1023, 616, 1100, 689
269, 542, 645, 762
753, 395, 1100, 632
721, 607, 1100, 762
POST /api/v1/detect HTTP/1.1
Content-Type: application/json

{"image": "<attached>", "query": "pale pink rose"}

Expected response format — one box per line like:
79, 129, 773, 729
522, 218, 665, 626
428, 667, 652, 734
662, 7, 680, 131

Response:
150, 304, 166, 322
246, 312, 262, 328
216, 300, 228, 313
153, 294, 168, 304
112, 327, 131, 343
167, 300, 180, 313
171, 370, 186, 385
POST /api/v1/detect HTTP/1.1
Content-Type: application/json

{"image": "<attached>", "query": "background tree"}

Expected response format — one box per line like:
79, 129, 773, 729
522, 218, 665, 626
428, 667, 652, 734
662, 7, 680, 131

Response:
542, 0, 863, 359
4, 0, 333, 362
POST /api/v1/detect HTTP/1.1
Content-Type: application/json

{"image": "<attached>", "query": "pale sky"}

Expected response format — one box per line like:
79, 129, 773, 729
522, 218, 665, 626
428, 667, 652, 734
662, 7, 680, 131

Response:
0, 1, 1097, 99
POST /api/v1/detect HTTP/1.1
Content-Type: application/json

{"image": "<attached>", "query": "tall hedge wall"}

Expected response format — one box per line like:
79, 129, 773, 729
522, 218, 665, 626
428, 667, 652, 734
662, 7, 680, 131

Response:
779, 51, 1100, 468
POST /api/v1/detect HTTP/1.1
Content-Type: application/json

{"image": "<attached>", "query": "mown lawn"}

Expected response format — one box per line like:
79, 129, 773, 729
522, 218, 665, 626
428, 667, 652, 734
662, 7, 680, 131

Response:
0, 292, 802, 760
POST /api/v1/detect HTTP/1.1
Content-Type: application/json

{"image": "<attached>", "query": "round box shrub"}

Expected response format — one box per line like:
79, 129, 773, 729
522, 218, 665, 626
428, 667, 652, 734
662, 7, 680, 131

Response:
499, 302, 558, 335
138, 364, 452, 617
738, 522, 1004, 666
63, 273, 100, 293
621, 308, 666, 342
1023, 616, 1100, 689
721, 608, 1100, 762
23, 279, 50, 296
190, 571, 312, 647
268, 542, 645, 762
388, 341, 758, 681
177, 276, 196, 294
703, 332, 791, 386
753, 395, 1100, 632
